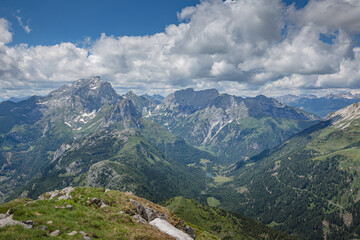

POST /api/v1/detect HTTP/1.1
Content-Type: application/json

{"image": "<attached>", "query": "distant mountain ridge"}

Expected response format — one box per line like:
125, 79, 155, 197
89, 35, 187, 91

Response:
276, 92, 360, 118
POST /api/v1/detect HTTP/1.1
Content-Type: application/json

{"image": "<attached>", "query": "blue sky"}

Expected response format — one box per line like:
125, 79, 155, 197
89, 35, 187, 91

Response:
0, 0, 200, 46
0, 0, 360, 99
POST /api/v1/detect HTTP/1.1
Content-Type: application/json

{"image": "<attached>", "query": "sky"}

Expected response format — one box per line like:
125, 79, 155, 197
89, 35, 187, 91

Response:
0, 0, 360, 100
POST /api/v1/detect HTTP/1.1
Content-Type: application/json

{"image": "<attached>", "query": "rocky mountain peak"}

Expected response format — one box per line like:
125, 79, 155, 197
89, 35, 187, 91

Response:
162, 88, 219, 113
48, 76, 118, 102
45, 77, 120, 111
72, 76, 102, 88
124, 91, 136, 98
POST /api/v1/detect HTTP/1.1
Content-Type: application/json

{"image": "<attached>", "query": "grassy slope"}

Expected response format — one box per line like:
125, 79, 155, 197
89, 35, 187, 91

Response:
0, 187, 217, 239
162, 196, 297, 240
16, 128, 207, 204
207, 120, 360, 239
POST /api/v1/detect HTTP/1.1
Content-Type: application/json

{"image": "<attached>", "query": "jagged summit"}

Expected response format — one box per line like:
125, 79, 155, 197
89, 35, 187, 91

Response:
39, 77, 121, 129
124, 91, 136, 98
48, 76, 119, 104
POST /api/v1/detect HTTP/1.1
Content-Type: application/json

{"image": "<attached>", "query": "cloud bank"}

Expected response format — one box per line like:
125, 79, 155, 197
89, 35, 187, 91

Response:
1, 0, 360, 98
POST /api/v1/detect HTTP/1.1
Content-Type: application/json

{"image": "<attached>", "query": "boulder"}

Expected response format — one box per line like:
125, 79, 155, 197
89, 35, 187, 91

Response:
0, 215, 33, 229
144, 207, 159, 222
133, 214, 147, 224
67, 230, 78, 236
149, 218, 193, 240
36, 225, 48, 230
50, 230, 61, 237
184, 225, 195, 239
130, 199, 148, 220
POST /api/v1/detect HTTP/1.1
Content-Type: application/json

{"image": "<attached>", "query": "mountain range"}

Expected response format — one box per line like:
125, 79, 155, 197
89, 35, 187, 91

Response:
148, 88, 319, 163
1, 76, 360, 239
276, 92, 360, 118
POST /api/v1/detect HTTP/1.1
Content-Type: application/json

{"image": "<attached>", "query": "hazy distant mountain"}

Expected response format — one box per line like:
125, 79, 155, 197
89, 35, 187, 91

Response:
207, 102, 360, 239
149, 88, 319, 163
276, 92, 360, 118
7, 96, 31, 103
142, 93, 164, 104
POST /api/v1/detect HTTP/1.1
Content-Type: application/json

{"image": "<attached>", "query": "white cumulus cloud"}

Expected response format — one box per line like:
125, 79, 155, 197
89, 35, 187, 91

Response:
0, 0, 360, 98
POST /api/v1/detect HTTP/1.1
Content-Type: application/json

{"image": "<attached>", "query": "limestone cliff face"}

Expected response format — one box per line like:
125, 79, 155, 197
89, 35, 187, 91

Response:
149, 89, 319, 163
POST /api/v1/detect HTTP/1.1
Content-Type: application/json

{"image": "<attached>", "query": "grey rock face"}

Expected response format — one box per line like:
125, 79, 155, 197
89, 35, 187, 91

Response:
163, 88, 219, 113
40, 76, 122, 130
150, 89, 319, 163
44, 187, 75, 200
130, 199, 162, 222
0, 214, 32, 229
130, 199, 148, 221
52, 143, 71, 162
133, 214, 147, 224
100, 99, 140, 129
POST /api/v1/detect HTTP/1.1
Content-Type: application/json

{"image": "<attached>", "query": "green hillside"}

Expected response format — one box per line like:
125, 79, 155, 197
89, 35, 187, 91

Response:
163, 196, 297, 240
14, 127, 209, 203
206, 106, 360, 239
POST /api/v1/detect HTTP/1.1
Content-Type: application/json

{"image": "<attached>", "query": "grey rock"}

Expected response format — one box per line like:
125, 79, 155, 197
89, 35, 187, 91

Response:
91, 198, 101, 205
58, 195, 72, 200
66, 205, 73, 210
36, 225, 48, 230
149, 218, 193, 240
184, 225, 196, 239
126, 209, 135, 216
99, 202, 108, 208
0, 214, 32, 229
145, 207, 159, 222
45, 187, 74, 200
50, 230, 61, 236
158, 212, 166, 220
22, 220, 34, 227
52, 143, 71, 162
83, 236, 91, 240
130, 199, 161, 222
133, 214, 147, 224
79, 231, 87, 236
130, 199, 148, 221
47, 220, 53, 224
67, 230, 78, 236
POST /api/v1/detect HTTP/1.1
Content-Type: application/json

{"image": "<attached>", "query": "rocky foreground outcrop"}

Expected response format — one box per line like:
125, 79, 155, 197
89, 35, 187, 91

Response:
0, 187, 216, 240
